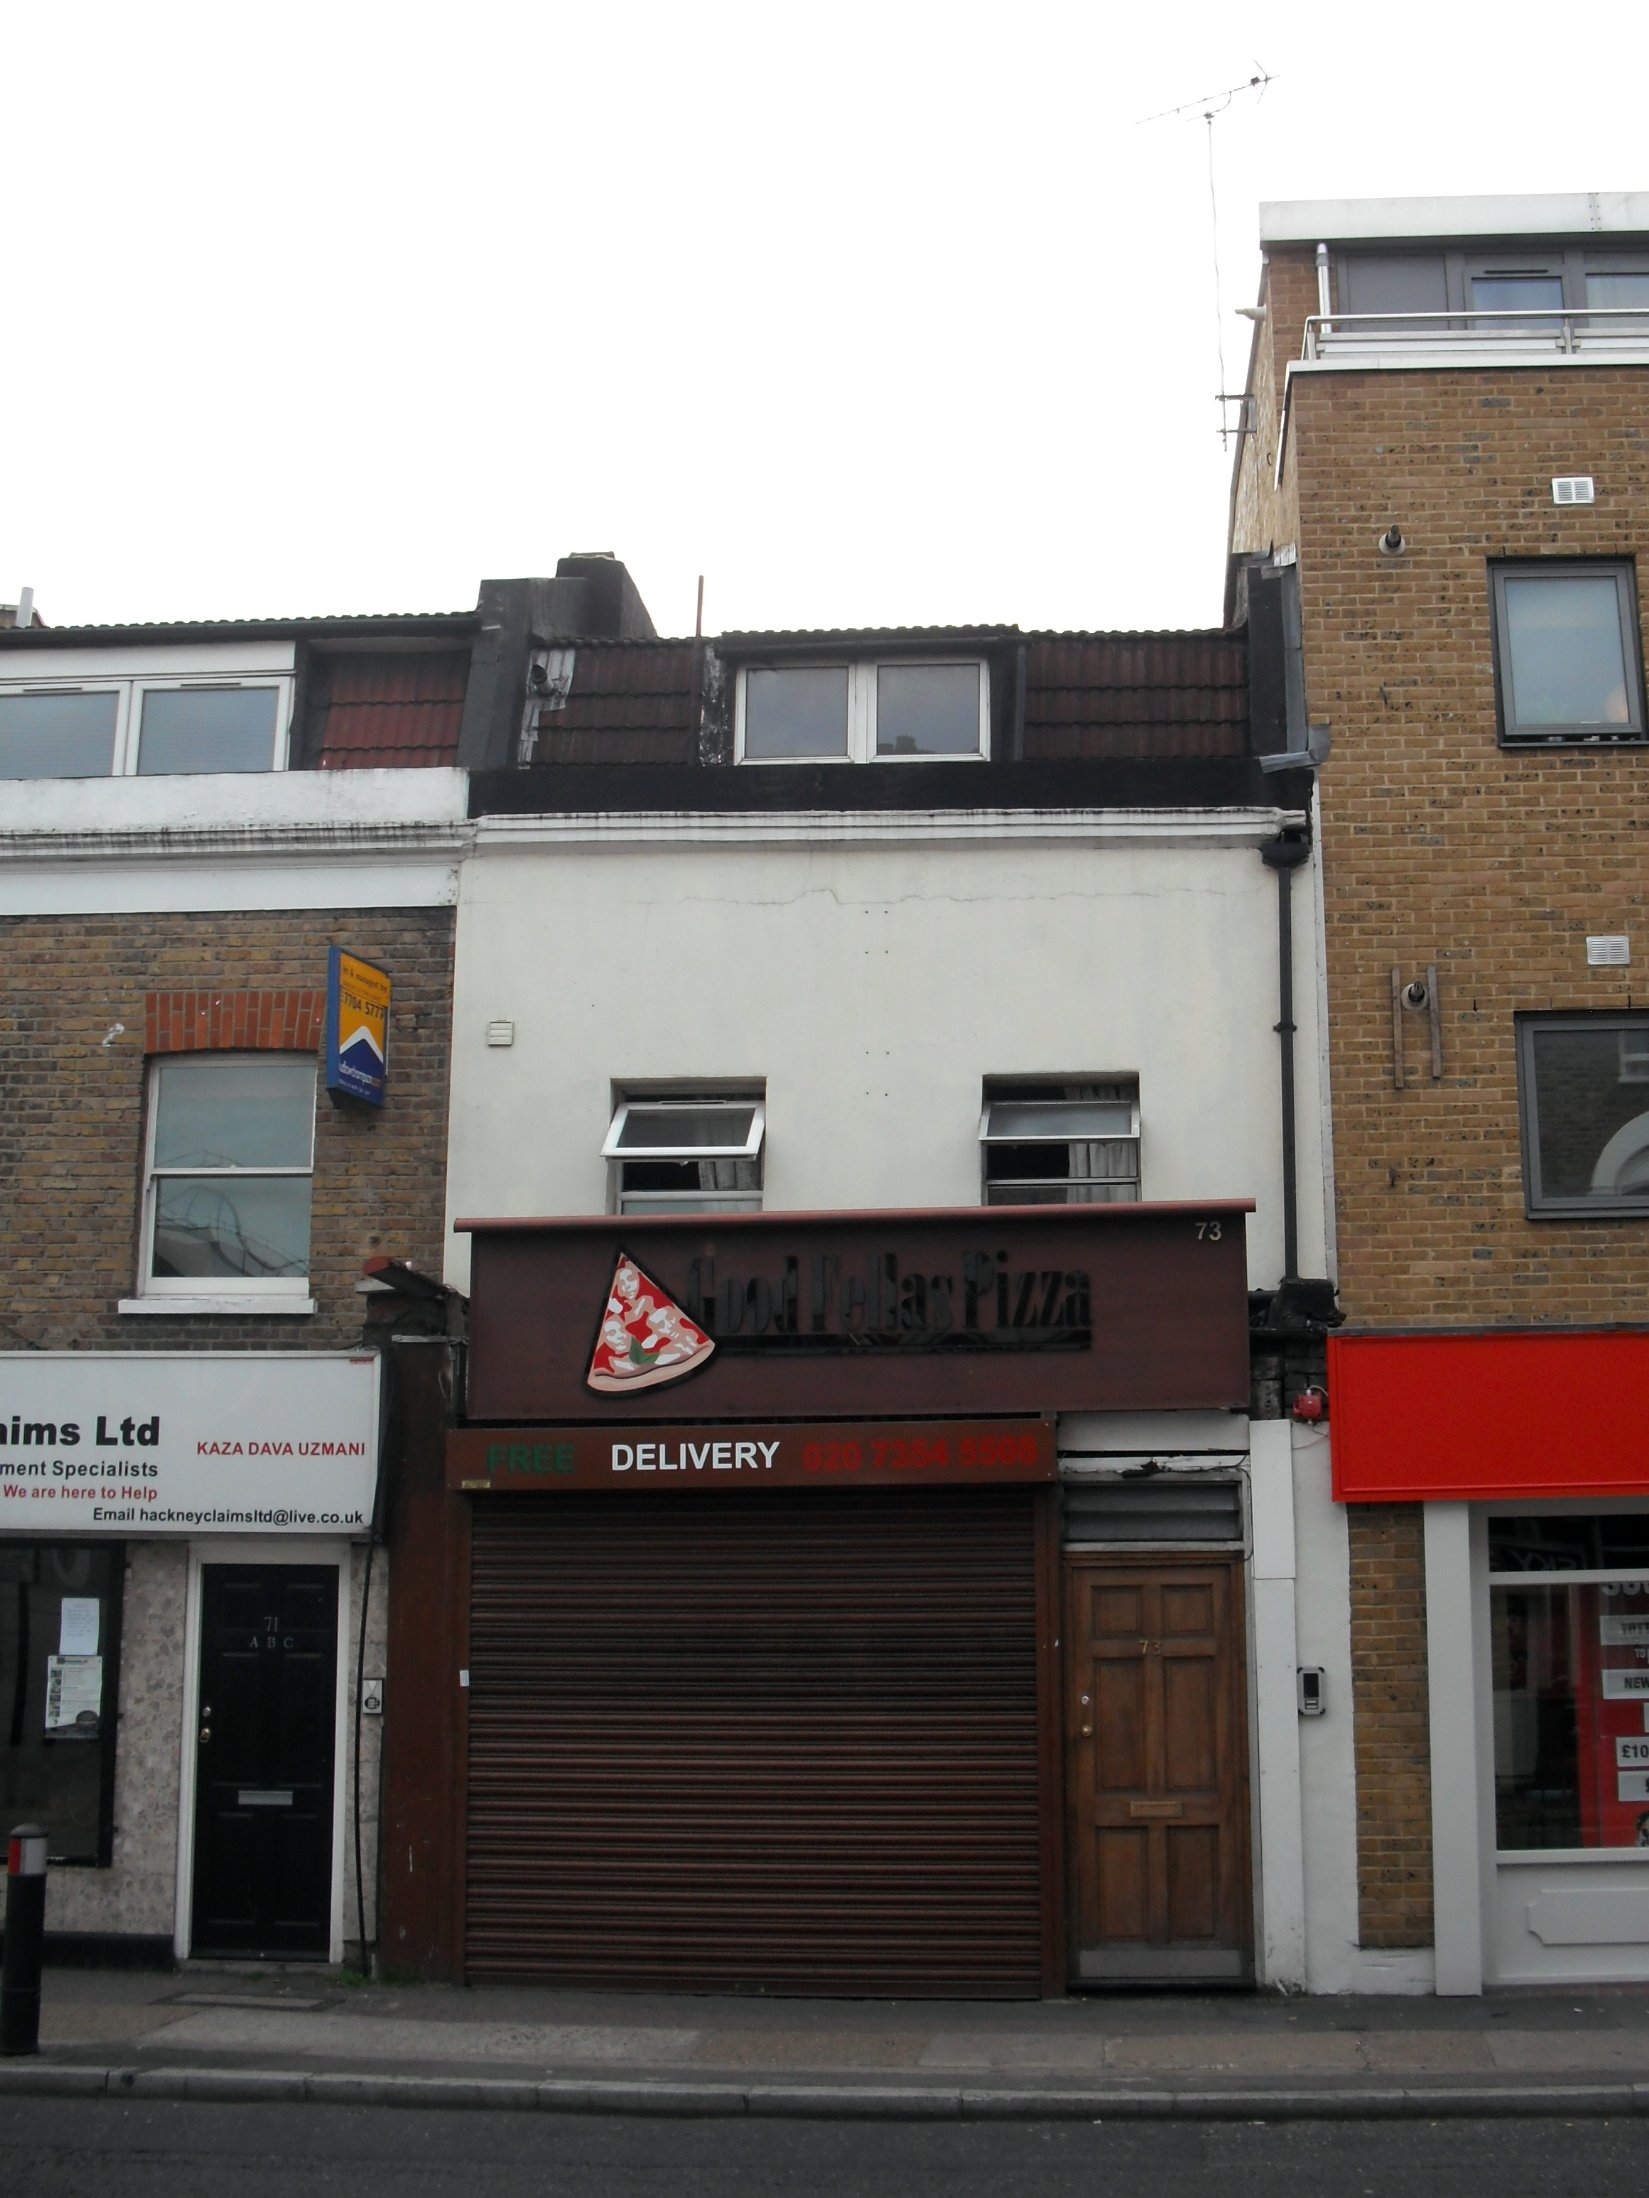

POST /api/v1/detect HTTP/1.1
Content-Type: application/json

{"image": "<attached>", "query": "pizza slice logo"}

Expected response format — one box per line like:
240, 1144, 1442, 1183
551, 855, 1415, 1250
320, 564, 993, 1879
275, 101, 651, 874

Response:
586, 1254, 716, 1394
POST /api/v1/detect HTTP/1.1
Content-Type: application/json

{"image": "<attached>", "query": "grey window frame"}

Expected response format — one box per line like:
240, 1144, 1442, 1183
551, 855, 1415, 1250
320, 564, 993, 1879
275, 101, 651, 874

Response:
1335, 245, 1649, 322
1516, 1012, 1649, 1218
1489, 560, 1647, 747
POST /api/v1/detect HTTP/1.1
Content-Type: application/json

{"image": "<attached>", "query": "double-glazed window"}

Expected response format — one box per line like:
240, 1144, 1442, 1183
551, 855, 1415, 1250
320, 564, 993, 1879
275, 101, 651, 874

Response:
737, 661, 988, 762
1490, 1515, 1649, 1852
1490, 563, 1645, 745
603, 1093, 765, 1215
1516, 1015, 1649, 1216
140, 1056, 317, 1295
979, 1080, 1141, 1205
0, 677, 291, 778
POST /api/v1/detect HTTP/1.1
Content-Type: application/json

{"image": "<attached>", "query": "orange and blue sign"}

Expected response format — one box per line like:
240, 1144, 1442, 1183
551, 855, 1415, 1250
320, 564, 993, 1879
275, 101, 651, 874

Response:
326, 948, 391, 1107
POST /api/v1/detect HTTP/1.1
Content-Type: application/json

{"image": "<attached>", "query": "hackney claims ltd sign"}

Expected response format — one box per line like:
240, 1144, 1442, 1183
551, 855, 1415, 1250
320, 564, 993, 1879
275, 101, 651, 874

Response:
0, 1353, 379, 1534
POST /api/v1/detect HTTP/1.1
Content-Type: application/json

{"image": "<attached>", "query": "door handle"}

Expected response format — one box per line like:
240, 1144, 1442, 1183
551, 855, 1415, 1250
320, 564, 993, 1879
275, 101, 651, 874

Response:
199, 1727, 211, 1744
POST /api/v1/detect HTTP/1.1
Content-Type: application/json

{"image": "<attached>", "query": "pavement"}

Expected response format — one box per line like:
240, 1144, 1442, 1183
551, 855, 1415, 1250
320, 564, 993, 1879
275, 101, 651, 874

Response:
5, 1964, 1649, 2121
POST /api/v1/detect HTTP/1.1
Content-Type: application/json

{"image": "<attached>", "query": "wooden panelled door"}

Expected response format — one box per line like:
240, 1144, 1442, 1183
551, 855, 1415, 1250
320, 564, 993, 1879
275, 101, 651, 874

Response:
1064, 1556, 1251, 1983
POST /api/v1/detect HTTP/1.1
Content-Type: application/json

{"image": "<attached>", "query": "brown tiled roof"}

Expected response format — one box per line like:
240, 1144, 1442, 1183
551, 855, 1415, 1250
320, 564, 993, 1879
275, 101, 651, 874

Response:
525, 632, 1249, 765
531, 643, 699, 766
315, 650, 471, 769
1022, 635, 1248, 760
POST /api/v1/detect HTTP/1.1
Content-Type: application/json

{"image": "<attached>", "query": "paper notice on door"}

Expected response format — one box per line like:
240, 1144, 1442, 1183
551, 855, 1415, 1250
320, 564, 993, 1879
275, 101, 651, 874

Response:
59, 1597, 101, 1656
45, 1654, 103, 1733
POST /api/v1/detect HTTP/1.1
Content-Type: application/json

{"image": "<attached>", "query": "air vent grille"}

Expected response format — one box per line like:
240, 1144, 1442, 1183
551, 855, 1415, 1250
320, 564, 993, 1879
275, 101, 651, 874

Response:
1063, 1480, 1244, 1545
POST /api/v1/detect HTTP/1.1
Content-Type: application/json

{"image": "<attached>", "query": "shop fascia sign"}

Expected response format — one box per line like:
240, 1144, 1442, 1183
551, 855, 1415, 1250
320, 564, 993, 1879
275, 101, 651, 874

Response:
463, 1206, 1253, 1421
0, 1352, 379, 1535
449, 1416, 1057, 1494
584, 1244, 1095, 1397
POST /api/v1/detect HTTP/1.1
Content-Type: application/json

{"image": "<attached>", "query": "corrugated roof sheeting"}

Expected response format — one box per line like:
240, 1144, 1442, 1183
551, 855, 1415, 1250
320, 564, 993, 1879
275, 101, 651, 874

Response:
1022, 635, 1247, 759
316, 650, 471, 769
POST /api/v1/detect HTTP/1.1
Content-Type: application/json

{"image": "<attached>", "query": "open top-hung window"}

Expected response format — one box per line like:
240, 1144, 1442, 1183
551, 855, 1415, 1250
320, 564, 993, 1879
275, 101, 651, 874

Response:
738, 660, 988, 762
0, 677, 291, 778
980, 1080, 1140, 1205
141, 1056, 316, 1295
603, 1093, 765, 1215
1490, 563, 1645, 744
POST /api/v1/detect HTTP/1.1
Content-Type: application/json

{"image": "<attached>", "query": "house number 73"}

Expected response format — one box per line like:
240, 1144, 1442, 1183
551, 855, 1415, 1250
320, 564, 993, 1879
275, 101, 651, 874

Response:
1195, 1221, 1223, 1241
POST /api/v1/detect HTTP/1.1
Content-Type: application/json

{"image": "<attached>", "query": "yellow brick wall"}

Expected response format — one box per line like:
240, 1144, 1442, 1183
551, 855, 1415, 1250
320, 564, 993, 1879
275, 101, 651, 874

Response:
1272, 331, 1649, 1946
0, 907, 455, 1351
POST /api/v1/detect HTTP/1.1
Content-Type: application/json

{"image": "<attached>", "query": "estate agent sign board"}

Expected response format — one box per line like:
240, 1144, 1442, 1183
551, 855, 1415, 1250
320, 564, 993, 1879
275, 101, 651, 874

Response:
0, 1352, 379, 1534
459, 1203, 1252, 1423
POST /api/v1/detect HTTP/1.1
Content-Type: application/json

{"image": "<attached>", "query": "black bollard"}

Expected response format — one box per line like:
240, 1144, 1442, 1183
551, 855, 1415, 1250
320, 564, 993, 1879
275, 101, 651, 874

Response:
1, 1825, 48, 2056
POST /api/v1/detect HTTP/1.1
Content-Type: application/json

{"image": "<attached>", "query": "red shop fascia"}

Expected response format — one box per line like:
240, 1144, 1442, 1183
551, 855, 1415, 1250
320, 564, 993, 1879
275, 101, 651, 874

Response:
377, 1202, 1252, 1983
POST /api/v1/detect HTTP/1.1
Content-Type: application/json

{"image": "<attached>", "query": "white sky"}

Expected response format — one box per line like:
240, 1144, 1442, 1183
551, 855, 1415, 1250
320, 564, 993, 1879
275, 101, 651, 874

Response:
6, 1, 1647, 639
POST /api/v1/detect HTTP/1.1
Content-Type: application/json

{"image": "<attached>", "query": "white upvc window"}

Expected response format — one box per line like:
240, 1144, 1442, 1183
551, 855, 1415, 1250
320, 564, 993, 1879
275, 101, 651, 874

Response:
0, 674, 294, 779
735, 660, 989, 763
979, 1079, 1141, 1205
603, 1093, 765, 1215
138, 1056, 317, 1300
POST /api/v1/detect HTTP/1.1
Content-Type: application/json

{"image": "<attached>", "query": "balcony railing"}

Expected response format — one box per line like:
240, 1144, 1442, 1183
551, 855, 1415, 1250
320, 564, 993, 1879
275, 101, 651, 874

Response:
1302, 308, 1649, 361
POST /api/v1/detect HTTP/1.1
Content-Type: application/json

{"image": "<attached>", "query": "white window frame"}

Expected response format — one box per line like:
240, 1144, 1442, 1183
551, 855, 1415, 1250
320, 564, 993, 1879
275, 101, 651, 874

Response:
978, 1080, 1142, 1206
0, 672, 295, 778
602, 1092, 765, 1215
130, 1054, 318, 1311
734, 659, 989, 764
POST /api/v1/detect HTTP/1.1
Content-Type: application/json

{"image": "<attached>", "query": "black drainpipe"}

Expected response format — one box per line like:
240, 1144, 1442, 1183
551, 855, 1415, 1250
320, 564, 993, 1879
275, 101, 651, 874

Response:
1260, 826, 1312, 1281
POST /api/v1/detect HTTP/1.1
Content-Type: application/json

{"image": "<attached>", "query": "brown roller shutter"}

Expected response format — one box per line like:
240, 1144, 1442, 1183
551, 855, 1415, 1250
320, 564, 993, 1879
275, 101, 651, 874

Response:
466, 1484, 1045, 1995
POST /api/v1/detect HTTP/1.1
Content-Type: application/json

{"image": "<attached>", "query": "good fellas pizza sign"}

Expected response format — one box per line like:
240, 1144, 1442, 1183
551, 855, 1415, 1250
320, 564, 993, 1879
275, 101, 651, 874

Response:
458, 1204, 1251, 1422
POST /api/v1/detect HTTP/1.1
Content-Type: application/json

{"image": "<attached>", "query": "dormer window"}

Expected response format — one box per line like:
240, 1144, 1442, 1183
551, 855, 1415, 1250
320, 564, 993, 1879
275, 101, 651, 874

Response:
736, 660, 988, 763
0, 674, 292, 779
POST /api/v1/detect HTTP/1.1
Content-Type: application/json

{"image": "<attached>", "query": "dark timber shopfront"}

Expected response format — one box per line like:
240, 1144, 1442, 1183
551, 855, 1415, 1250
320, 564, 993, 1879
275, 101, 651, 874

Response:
378, 1203, 1254, 1995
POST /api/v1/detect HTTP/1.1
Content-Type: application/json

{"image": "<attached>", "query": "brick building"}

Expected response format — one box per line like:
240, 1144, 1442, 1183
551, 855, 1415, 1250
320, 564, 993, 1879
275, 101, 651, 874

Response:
0, 568, 647, 1964
1230, 191, 1649, 1990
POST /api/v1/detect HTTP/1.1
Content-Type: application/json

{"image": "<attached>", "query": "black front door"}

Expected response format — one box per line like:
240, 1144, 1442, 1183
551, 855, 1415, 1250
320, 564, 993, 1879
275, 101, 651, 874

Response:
191, 1564, 338, 1958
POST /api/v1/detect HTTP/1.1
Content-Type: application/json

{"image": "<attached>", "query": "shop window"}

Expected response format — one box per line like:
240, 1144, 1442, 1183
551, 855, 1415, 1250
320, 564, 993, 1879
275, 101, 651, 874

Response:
0, 677, 291, 779
736, 661, 988, 762
980, 1079, 1140, 1205
139, 1055, 317, 1296
1490, 563, 1645, 745
0, 1542, 123, 1866
1516, 1015, 1649, 1216
603, 1091, 765, 1215
1489, 1517, 1649, 1852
